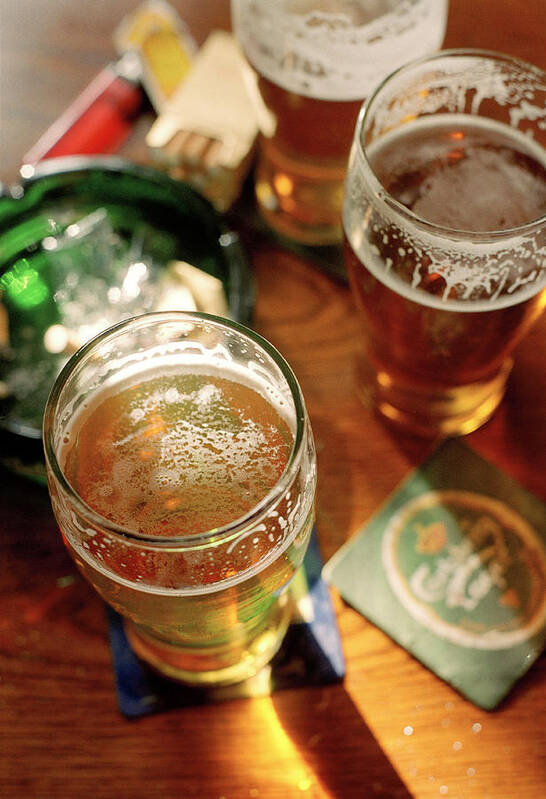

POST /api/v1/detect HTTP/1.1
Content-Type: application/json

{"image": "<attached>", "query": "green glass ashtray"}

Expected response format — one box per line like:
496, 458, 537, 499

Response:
0, 156, 254, 480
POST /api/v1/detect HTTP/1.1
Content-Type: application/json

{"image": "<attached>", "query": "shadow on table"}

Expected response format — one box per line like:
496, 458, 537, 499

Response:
2, 464, 410, 795
272, 682, 412, 798
379, 415, 437, 468
228, 192, 349, 285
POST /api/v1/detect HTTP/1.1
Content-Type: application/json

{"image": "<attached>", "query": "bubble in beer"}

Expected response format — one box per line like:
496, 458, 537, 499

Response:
62, 370, 294, 537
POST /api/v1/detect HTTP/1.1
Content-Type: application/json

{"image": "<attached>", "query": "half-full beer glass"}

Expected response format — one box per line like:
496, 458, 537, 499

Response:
344, 50, 546, 437
232, 0, 448, 245
43, 312, 316, 686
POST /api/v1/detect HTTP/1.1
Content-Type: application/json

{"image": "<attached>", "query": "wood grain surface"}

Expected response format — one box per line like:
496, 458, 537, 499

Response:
1, 2, 545, 798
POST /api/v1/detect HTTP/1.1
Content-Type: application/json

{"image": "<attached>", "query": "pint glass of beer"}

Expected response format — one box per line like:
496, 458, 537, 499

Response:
344, 50, 546, 437
43, 312, 316, 686
232, 0, 448, 245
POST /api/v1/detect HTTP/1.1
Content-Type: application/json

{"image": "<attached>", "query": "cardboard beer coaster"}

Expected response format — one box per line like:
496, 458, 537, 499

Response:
323, 440, 546, 710
107, 529, 345, 718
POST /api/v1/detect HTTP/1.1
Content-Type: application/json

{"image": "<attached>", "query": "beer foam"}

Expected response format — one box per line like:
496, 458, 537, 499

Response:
344, 115, 546, 311
52, 321, 316, 598
67, 369, 293, 523
369, 54, 546, 140
409, 147, 546, 232
59, 338, 298, 457
233, 0, 447, 101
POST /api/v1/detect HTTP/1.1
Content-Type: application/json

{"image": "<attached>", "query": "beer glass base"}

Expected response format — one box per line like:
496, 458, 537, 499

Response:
124, 595, 293, 687
255, 140, 345, 246
356, 356, 513, 438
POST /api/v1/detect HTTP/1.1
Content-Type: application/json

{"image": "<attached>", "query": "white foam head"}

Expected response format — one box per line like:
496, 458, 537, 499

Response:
343, 52, 546, 310
232, 0, 448, 101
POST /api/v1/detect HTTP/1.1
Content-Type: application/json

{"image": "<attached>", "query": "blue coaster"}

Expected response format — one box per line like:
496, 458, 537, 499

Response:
107, 529, 345, 718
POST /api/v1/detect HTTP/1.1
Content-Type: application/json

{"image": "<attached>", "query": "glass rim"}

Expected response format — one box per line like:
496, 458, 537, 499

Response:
353, 47, 546, 241
43, 311, 310, 549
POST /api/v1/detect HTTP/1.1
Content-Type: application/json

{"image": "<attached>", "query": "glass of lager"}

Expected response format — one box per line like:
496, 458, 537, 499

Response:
344, 50, 546, 437
232, 0, 448, 246
43, 312, 316, 686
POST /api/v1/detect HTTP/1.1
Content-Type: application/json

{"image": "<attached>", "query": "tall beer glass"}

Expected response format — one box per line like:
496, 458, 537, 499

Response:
344, 50, 546, 437
43, 312, 316, 686
232, 0, 448, 245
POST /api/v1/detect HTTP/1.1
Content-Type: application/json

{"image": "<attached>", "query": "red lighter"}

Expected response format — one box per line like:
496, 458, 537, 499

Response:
22, 51, 145, 165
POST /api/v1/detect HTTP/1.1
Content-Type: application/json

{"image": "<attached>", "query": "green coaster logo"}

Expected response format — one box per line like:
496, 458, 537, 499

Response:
382, 491, 546, 649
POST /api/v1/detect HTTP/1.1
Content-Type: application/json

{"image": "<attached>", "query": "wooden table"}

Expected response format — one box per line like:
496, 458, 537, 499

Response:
1, 2, 545, 797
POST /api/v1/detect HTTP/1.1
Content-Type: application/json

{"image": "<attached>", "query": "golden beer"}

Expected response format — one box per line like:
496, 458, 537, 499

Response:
232, 0, 448, 245
44, 313, 316, 685
254, 76, 362, 245
343, 51, 546, 436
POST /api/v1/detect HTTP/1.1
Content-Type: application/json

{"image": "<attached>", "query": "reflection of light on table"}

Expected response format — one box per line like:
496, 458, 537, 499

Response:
249, 698, 315, 794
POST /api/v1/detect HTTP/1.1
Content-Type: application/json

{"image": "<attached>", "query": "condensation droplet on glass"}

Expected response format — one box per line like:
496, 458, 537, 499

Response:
452, 741, 462, 751
403, 725, 414, 736
467, 767, 476, 777
439, 786, 449, 796
472, 723, 482, 734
